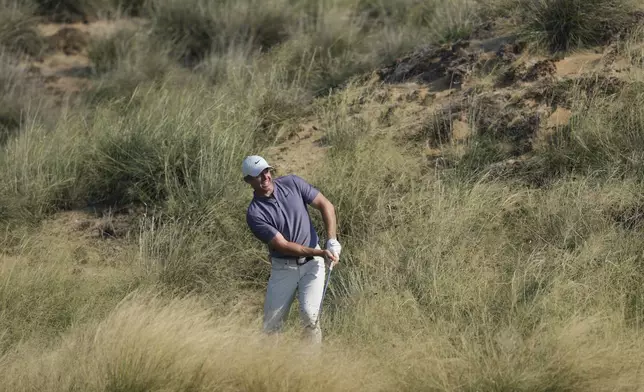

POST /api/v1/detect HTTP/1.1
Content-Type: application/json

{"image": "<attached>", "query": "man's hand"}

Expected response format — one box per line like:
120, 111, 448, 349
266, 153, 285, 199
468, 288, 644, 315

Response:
326, 238, 341, 258
323, 249, 339, 268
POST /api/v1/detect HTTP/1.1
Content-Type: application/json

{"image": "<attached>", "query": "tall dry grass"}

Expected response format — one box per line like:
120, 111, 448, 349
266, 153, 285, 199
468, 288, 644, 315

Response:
0, 0, 44, 56
4, 166, 644, 390
0, 292, 389, 392
0, 228, 145, 354
2, 0, 644, 390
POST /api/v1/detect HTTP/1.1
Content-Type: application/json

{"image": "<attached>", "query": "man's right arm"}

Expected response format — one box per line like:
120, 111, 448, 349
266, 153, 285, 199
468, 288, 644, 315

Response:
268, 232, 328, 258
248, 212, 337, 261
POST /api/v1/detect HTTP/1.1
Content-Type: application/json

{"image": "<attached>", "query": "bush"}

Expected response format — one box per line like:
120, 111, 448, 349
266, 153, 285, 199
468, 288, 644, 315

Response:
0, 0, 44, 57
84, 29, 173, 105
87, 29, 140, 75
0, 52, 53, 148
28, 0, 143, 21
516, 0, 636, 52
535, 82, 644, 179
147, 0, 293, 66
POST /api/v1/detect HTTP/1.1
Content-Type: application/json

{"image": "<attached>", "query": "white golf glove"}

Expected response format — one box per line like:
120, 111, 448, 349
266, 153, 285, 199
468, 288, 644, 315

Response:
325, 238, 342, 258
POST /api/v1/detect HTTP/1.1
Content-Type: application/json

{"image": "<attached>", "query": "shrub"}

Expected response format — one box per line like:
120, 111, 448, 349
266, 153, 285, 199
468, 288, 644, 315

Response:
146, 0, 292, 66
87, 29, 140, 75
536, 82, 644, 179
516, 0, 636, 52
0, 0, 44, 57
85, 29, 172, 104
28, 0, 139, 21
0, 52, 51, 148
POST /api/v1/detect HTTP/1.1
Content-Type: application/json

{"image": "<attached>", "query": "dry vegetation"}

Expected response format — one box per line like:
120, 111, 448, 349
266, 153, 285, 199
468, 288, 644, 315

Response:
2, 0, 644, 391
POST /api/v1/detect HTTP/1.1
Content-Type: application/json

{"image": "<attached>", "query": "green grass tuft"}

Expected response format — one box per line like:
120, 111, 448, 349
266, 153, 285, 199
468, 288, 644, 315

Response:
147, 0, 293, 66
0, 0, 45, 57
516, 0, 636, 52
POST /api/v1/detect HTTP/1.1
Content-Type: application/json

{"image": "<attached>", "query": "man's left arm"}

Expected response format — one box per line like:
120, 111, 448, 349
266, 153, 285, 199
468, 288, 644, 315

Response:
310, 192, 337, 241
292, 175, 341, 260
310, 193, 342, 265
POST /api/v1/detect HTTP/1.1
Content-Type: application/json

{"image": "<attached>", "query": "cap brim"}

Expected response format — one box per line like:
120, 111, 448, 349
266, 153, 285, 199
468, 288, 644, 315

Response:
249, 164, 272, 177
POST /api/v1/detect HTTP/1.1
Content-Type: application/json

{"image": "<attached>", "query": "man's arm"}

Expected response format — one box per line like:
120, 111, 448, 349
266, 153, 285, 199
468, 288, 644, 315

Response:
248, 209, 336, 261
291, 175, 336, 238
310, 192, 337, 240
268, 232, 328, 258
310, 192, 341, 265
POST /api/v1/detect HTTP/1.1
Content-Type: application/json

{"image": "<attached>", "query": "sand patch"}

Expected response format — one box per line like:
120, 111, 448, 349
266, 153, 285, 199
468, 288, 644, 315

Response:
555, 52, 603, 76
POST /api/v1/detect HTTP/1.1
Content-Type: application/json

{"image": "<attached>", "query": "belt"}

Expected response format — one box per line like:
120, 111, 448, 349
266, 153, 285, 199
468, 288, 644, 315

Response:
296, 256, 315, 266
273, 255, 315, 266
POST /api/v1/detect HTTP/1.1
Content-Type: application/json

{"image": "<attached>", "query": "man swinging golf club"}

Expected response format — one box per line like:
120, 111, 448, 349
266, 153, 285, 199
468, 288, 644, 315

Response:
243, 155, 341, 344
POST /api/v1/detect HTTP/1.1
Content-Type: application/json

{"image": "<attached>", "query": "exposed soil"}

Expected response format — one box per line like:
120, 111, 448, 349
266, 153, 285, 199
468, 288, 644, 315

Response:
376, 40, 480, 89
17, 19, 143, 97
264, 122, 329, 178
263, 33, 639, 178
49, 207, 142, 241
555, 52, 604, 76
371, 35, 637, 163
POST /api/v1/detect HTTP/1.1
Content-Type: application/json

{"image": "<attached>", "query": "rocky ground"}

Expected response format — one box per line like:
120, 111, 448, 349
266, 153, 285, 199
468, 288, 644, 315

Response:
266, 31, 640, 183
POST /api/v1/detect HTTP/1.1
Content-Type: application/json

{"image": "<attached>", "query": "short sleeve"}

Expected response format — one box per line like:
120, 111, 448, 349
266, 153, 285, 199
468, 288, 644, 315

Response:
291, 175, 320, 204
246, 212, 278, 244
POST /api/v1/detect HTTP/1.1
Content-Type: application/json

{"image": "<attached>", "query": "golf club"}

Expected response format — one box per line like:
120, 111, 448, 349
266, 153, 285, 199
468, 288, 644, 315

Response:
314, 259, 334, 328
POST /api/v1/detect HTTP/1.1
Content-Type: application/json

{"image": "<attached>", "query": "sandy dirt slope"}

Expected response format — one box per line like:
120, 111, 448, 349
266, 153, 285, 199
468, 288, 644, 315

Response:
264, 38, 640, 178
17, 19, 144, 95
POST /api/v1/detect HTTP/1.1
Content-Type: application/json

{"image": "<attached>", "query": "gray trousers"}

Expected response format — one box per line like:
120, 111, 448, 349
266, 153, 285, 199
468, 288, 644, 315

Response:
263, 249, 326, 344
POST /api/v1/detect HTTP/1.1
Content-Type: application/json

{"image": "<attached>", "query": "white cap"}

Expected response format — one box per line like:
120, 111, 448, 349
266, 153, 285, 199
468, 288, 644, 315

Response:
242, 155, 273, 177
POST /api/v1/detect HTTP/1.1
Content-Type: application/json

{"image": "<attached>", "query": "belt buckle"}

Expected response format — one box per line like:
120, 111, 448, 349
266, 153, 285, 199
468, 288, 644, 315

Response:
296, 256, 314, 266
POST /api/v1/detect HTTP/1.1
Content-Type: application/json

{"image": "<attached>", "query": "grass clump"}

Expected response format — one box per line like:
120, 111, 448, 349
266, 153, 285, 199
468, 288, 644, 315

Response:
0, 232, 144, 353
0, 56, 23, 143
82, 82, 258, 208
0, 292, 388, 392
138, 210, 267, 297
28, 0, 144, 21
87, 29, 142, 76
356, 0, 477, 37
147, 0, 292, 66
85, 27, 173, 103
0, 52, 56, 151
0, 0, 44, 57
0, 77, 260, 222
536, 82, 644, 179
516, 0, 637, 52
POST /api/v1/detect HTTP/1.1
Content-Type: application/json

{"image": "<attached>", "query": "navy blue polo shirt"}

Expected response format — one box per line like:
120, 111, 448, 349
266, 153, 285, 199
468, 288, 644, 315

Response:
246, 175, 320, 258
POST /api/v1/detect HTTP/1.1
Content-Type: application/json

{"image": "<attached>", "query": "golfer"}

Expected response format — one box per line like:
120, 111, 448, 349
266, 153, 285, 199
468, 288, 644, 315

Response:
242, 155, 341, 344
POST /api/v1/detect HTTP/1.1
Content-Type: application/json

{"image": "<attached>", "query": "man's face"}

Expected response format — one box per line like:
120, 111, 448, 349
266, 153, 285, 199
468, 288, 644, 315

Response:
246, 168, 273, 195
